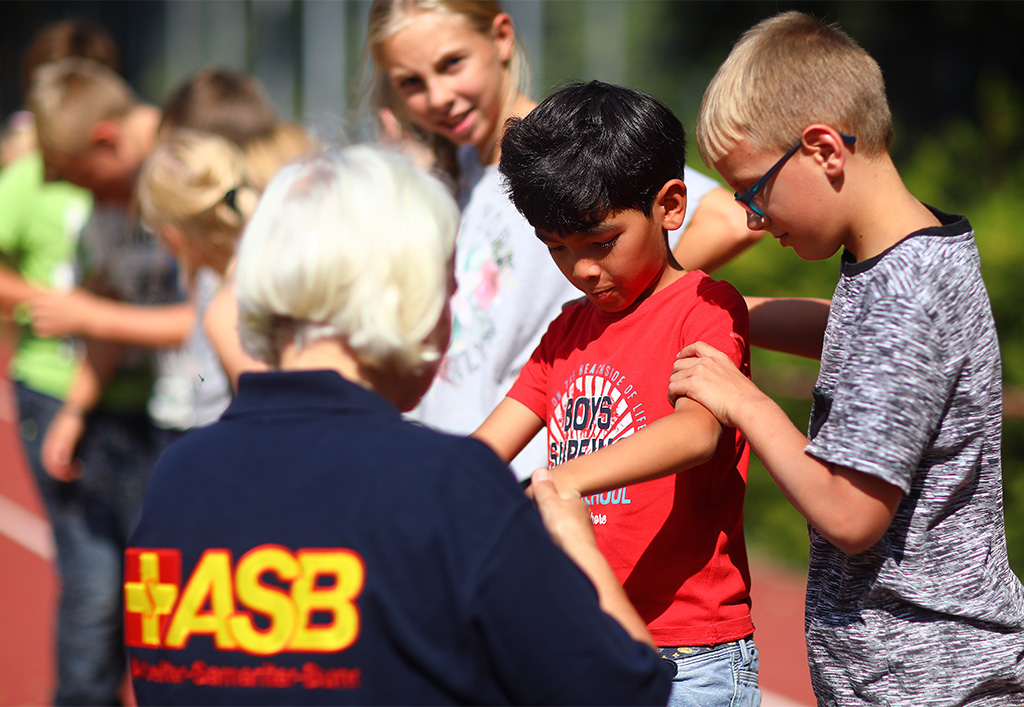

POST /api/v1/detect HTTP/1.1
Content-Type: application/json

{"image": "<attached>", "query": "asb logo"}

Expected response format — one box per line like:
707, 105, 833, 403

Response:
125, 546, 365, 656
125, 548, 181, 647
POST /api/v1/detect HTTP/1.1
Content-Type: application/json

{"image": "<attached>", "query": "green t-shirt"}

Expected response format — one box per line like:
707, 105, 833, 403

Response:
0, 152, 90, 399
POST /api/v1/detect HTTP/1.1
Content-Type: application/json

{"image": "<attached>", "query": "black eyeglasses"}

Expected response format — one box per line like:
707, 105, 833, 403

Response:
734, 133, 856, 218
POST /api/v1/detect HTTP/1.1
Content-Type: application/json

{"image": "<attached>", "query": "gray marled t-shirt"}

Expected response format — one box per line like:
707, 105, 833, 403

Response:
804, 209, 1024, 705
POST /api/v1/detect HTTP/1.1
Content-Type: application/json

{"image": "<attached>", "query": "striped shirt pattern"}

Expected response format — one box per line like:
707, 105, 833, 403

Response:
803, 210, 1024, 705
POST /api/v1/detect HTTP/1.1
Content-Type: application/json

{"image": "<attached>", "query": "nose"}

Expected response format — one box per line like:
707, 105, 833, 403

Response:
425, 77, 455, 112
572, 257, 601, 282
746, 210, 768, 231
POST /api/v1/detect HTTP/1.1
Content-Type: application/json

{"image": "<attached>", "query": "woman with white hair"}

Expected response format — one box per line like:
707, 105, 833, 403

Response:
124, 145, 669, 706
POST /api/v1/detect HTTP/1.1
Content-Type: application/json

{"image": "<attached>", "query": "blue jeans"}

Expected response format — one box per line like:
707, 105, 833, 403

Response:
659, 636, 761, 707
16, 383, 159, 706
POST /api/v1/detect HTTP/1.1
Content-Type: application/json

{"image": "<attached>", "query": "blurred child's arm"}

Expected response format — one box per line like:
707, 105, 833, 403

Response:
29, 288, 194, 348
746, 296, 830, 359
670, 341, 903, 554
547, 397, 723, 498
41, 338, 122, 482
473, 397, 545, 464
0, 264, 45, 316
203, 281, 267, 390
673, 188, 763, 274
530, 467, 656, 649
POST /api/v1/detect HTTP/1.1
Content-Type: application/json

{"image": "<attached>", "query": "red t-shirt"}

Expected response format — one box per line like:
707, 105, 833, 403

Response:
509, 270, 754, 646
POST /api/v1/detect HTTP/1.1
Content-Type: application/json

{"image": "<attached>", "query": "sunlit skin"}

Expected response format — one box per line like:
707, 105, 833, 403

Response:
45, 143, 133, 205
378, 11, 534, 165
536, 181, 688, 317
713, 124, 940, 263
713, 133, 848, 262
43, 108, 161, 206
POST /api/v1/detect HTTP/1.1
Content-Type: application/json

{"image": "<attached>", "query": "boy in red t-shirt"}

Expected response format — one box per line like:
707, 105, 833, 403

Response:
473, 81, 757, 706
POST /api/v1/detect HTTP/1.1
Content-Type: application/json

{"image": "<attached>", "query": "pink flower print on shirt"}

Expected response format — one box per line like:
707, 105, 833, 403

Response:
473, 260, 500, 310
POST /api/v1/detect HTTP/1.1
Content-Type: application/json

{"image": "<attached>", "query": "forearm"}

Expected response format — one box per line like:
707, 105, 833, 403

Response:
42, 339, 124, 482
62, 339, 123, 414
746, 296, 830, 359
472, 397, 544, 464
0, 265, 44, 316
83, 299, 195, 348
551, 402, 721, 496
734, 393, 899, 553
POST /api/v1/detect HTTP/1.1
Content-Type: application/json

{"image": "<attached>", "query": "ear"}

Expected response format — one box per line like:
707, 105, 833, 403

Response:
491, 13, 516, 64
88, 119, 120, 148
801, 124, 850, 179
656, 178, 688, 231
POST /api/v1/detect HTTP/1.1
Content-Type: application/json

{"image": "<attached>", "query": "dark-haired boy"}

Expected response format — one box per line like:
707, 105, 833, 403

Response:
474, 80, 758, 706
670, 11, 1024, 705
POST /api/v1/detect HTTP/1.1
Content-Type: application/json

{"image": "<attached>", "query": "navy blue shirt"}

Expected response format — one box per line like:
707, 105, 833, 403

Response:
126, 370, 670, 705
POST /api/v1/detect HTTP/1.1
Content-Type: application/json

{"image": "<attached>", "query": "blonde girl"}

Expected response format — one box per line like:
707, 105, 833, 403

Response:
133, 129, 259, 433
367, 0, 533, 180
138, 129, 257, 282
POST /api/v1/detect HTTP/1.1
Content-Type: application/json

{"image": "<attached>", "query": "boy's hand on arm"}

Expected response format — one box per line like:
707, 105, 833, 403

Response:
675, 341, 903, 553
472, 397, 545, 465
669, 341, 766, 427
28, 289, 101, 338
531, 467, 656, 649
29, 290, 195, 348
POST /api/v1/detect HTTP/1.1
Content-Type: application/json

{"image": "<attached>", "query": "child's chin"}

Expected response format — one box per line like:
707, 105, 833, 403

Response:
588, 296, 628, 313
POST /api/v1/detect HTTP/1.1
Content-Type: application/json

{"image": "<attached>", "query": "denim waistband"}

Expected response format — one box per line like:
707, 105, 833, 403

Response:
658, 634, 755, 661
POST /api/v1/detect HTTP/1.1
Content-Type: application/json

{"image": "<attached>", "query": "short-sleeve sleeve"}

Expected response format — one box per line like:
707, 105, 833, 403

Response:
805, 296, 948, 492
506, 309, 566, 419
0, 154, 37, 255
682, 278, 750, 374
